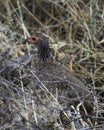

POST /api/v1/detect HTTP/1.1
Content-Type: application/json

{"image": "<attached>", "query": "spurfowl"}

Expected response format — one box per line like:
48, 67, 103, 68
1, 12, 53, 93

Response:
24, 32, 93, 116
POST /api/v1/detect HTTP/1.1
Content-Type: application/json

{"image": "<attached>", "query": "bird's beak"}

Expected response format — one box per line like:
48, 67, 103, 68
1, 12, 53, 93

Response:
23, 38, 29, 44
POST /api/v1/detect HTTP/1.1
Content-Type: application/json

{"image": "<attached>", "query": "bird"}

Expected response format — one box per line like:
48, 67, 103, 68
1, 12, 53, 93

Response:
24, 32, 93, 119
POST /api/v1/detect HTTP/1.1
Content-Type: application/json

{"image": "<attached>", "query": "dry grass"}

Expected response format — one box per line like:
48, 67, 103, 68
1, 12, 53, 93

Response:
0, 0, 104, 130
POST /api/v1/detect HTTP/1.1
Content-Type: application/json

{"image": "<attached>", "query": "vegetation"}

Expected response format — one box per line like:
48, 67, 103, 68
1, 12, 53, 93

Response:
0, 0, 104, 129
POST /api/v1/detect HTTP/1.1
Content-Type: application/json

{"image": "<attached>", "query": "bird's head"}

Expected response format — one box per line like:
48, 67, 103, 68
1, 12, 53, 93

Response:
24, 33, 50, 61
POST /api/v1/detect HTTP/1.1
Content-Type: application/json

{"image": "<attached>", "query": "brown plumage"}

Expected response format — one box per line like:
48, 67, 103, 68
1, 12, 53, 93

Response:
24, 32, 93, 114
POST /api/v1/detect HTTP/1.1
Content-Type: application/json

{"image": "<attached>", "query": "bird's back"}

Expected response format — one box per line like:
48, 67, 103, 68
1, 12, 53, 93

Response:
35, 59, 92, 106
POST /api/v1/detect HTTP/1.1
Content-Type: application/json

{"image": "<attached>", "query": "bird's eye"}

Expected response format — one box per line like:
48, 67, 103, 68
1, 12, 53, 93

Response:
28, 36, 39, 43
32, 37, 36, 41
